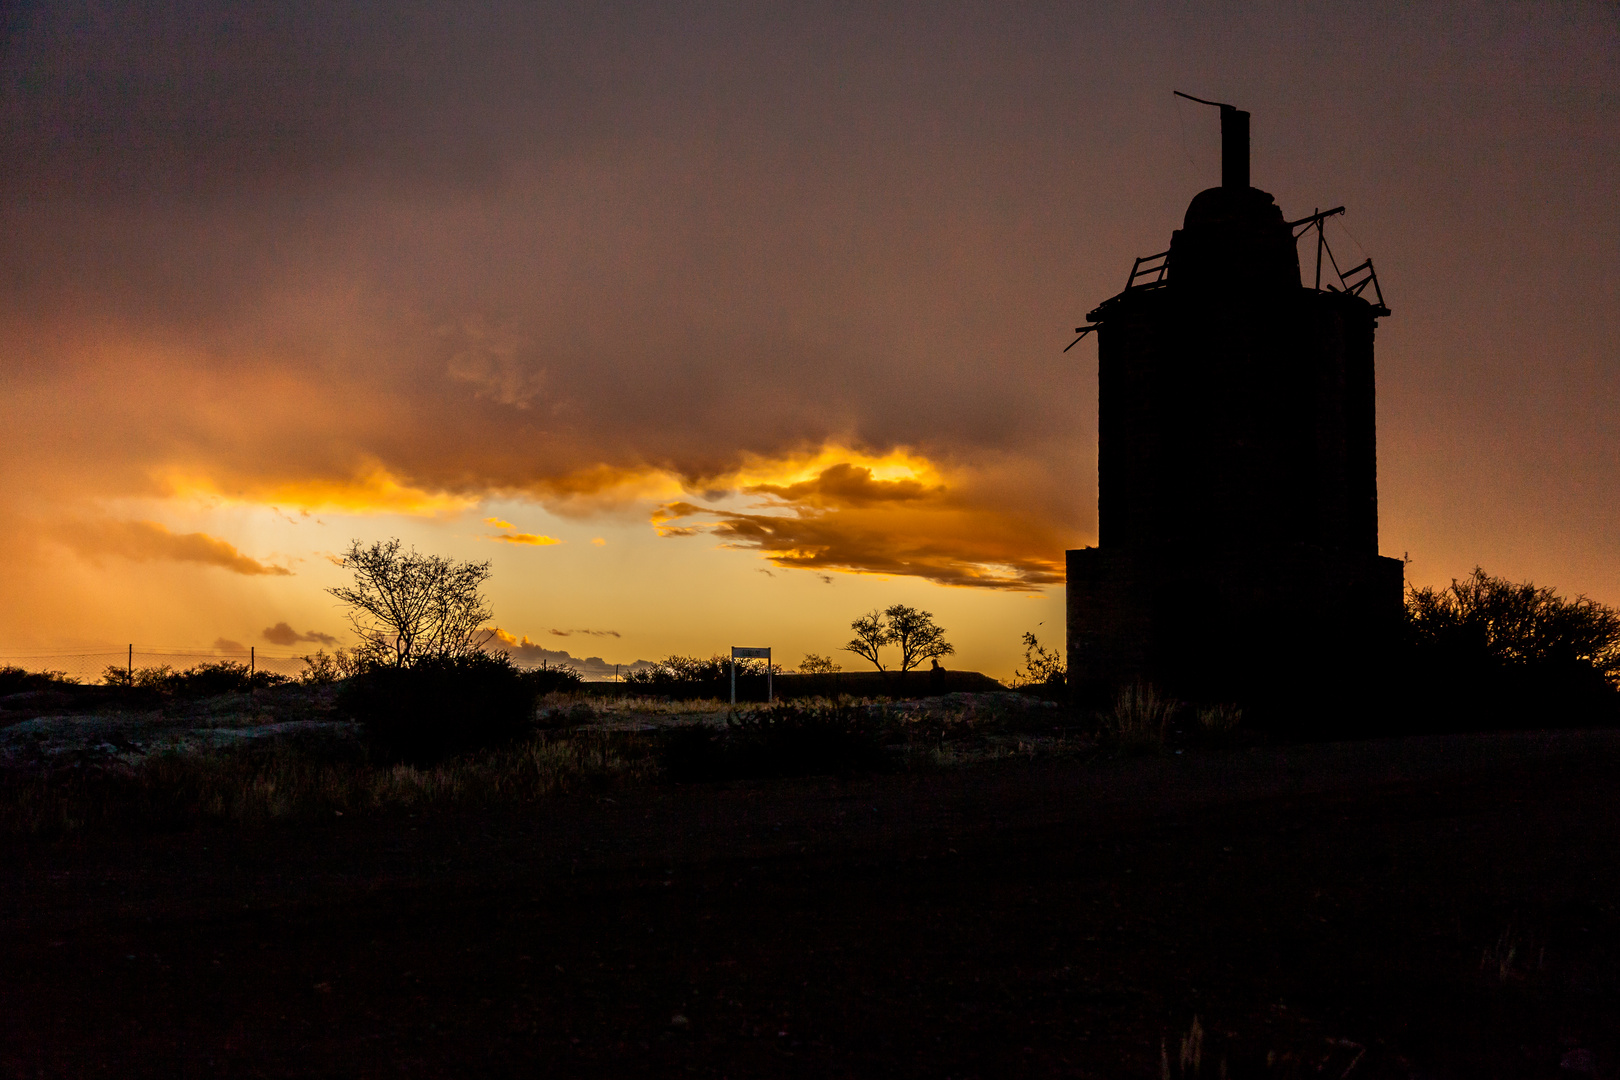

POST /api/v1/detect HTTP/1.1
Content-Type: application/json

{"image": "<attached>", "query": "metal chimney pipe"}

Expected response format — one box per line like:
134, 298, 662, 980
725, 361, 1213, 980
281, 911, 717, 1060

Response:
1221, 106, 1249, 190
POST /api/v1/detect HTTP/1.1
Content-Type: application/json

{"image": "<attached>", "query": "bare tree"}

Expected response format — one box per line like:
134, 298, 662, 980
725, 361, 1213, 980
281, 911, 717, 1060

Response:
843, 609, 893, 673
885, 604, 954, 674
328, 539, 494, 668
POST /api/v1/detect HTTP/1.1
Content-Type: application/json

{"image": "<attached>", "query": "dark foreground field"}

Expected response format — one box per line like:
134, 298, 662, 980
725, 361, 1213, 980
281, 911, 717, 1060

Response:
3, 730, 1618, 1078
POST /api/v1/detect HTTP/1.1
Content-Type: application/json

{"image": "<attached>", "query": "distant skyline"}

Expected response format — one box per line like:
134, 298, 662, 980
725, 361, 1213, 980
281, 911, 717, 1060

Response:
2, 2, 1615, 679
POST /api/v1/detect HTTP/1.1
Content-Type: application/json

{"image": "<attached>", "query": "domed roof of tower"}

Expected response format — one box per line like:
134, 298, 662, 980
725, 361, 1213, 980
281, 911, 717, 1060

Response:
1182, 184, 1286, 231
1169, 183, 1302, 295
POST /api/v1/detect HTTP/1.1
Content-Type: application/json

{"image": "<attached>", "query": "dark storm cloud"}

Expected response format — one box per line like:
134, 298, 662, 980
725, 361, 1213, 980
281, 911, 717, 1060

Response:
0, 1, 596, 198
262, 622, 339, 647
0, 1, 1111, 471
1, 2, 1616, 596
0, 2, 1116, 593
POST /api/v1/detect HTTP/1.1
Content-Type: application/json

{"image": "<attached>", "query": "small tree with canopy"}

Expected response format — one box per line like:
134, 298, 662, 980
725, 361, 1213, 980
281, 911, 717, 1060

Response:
328, 539, 494, 669
329, 539, 530, 764
842, 604, 954, 679
885, 604, 955, 675
844, 610, 893, 673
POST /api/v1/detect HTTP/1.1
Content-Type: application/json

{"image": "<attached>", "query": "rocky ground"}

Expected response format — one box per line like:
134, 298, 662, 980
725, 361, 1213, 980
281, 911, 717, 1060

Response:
0, 684, 349, 774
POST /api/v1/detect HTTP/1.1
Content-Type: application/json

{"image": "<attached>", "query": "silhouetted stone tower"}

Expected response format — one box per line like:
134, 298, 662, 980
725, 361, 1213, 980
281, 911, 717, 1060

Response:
1066, 97, 1403, 705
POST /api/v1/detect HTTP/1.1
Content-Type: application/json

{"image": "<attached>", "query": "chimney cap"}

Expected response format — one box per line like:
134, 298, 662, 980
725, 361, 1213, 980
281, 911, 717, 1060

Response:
1173, 91, 1250, 190
1172, 90, 1237, 111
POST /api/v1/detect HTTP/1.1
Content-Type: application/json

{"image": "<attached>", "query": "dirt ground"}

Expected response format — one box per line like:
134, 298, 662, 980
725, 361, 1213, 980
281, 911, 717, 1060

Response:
2, 728, 1618, 1078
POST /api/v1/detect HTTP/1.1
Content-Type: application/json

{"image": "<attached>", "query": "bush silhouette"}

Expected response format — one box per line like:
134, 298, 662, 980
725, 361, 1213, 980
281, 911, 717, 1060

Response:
172, 661, 288, 696
659, 703, 889, 782
1404, 568, 1620, 729
337, 652, 535, 765
521, 663, 585, 696
101, 661, 286, 696
624, 654, 774, 700
0, 666, 77, 695
298, 648, 359, 685
1012, 631, 1065, 693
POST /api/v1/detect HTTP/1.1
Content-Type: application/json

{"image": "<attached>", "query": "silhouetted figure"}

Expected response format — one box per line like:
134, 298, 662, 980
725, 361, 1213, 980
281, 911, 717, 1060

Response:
1067, 97, 1402, 720
929, 657, 946, 695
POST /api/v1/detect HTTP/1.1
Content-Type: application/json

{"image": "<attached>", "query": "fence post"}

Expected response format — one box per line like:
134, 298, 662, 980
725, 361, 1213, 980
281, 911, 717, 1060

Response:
127, 644, 132, 682
250, 646, 255, 675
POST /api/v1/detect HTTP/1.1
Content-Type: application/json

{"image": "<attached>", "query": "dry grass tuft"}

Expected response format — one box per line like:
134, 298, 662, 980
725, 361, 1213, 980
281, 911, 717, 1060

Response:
1100, 682, 1177, 753
1195, 703, 1243, 743
0, 730, 657, 836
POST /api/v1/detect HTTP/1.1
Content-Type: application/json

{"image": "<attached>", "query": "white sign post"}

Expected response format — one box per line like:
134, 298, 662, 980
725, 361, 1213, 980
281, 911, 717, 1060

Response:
730, 646, 772, 705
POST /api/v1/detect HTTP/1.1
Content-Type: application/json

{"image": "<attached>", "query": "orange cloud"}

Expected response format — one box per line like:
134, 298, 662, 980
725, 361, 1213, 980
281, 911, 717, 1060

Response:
483, 516, 560, 546
652, 453, 1068, 590
632, 450, 1073, 589
656, 499, 1063, 589
686, 447, 945, 502
746, 462, 940, 507
54, 520, 293, 576
490, 532, 562, 546
499, 447, 947, 518
163, 462, 479, 518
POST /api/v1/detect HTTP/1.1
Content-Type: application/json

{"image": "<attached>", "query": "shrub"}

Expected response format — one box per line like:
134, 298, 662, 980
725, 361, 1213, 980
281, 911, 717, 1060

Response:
336, 651, 535, 765
100, 661, 286, 696
102, 664, 162, 689
299, 648, 359, 685
1406, 568, 1620, 727
0, 666, 78, 696
659, 703, 889, 782
1012, 631, 1066, 691
658, 724, 726, 782
624, 654, 773, 700
521, 663, 585, 696
172, 661, 289, 696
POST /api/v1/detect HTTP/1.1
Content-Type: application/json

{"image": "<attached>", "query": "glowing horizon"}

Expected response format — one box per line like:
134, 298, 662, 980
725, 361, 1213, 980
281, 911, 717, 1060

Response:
1, 3, 1615, 680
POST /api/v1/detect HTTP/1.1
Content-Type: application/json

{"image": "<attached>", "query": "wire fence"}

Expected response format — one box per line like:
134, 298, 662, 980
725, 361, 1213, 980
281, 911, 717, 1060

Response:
0, 647, 313, 684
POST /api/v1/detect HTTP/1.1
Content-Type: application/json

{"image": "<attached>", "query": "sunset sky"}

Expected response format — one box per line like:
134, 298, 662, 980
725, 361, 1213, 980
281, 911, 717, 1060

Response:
2, 2, 1615, 679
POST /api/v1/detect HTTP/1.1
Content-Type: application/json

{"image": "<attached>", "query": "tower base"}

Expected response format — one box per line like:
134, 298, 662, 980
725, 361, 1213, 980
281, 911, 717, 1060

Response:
1066, 545, 1404, 715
